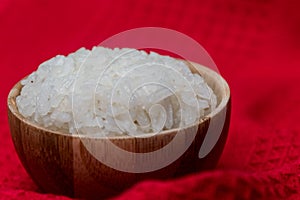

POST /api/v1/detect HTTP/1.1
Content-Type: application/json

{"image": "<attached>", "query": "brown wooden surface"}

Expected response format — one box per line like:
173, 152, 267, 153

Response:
7, 62, 230, 199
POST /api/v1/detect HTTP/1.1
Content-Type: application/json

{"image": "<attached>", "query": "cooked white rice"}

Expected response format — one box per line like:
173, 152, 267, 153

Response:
16, 46, 217, 136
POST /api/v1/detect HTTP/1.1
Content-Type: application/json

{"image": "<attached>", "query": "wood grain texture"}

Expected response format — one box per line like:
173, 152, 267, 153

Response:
7, 62, 230, 199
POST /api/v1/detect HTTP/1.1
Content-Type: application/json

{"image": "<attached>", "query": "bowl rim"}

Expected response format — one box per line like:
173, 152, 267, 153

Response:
7, 61, 230, 140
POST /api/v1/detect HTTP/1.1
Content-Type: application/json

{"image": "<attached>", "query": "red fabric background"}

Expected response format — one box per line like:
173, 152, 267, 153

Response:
1, 0, 300, 199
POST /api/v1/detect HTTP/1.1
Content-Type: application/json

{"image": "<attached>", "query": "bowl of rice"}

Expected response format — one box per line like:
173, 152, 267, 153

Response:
7, 47, 230, 199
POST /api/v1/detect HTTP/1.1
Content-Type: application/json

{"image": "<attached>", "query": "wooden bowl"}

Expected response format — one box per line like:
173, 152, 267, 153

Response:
7, 62, 230, 199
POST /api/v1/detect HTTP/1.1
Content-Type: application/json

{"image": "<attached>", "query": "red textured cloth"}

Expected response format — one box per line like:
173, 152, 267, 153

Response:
1, 0, 300, 199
